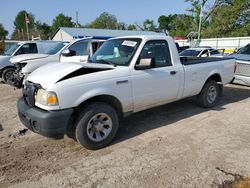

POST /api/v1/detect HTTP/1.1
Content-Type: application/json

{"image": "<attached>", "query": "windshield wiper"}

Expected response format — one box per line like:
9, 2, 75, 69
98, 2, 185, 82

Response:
96, 59, 116, 67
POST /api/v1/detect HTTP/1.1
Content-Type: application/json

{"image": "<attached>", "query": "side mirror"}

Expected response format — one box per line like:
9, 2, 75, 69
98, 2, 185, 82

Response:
61, 49, 75, 57
135, 58, 152, 70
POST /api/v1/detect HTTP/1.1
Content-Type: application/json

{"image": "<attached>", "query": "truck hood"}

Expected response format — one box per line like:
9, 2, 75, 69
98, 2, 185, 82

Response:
230, 54, 250, 61
27, 62, 114, 89
10, 54, 49, 64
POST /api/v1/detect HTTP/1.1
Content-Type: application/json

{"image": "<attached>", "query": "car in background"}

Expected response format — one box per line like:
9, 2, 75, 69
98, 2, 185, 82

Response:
175, 42, 189, 53
10, 37, 108, 88
179, 47, 223, 58
230, 44, 250, 86
0, 40, 64, 84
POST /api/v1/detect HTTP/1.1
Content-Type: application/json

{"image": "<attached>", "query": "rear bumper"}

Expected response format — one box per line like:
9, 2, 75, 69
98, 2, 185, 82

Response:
17, 97, 74, 138
233, 75, 250, 86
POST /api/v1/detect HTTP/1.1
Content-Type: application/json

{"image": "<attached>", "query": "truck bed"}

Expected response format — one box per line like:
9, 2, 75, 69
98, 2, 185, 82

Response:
180, 56, 234, 66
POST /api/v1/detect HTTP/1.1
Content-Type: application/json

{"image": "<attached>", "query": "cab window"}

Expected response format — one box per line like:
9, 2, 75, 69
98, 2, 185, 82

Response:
138, 40, 172, 68
15, 43, 38, 55
68, 40, 89, 56
200, 49, 209, 57
210, 50, 220, 55
92, 41, 104, 54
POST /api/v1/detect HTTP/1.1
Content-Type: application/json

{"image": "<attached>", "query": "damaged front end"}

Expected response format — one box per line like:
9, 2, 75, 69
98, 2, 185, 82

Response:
13, 63, 27, 88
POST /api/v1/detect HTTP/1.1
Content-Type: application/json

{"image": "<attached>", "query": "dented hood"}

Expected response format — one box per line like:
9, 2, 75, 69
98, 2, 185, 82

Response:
10, 54, 49, 64
27, 62, 114, 89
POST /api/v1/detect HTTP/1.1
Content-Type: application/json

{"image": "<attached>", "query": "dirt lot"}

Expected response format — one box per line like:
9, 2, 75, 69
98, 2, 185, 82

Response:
0, 83, 250, 188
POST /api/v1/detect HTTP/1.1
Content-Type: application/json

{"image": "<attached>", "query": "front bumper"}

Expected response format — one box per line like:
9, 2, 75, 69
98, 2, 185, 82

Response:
17, 97, 74, 138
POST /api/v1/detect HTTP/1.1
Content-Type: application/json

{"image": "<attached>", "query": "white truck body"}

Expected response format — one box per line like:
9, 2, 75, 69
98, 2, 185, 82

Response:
18, 35, 235, 149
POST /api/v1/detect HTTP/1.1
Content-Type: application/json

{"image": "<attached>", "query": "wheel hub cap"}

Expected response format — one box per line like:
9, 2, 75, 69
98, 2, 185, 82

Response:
87, 113, 112, 142
207, 86, 217, 104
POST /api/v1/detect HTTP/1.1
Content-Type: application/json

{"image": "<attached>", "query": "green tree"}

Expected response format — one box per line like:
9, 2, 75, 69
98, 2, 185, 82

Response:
35, 21, 52, 39
143, 19, 155, 31
203, 0, 250, 37
158, 15, 176, 31
51, 13, 74, 33
171, 14, 194, 37
185, 0, 233, 37
89, 12, 118, 29
0, 24, 8, 39
127, 24, 136, 30
117, 22, 126, 30
157, 14, 193, 37
11, 10, 35, 40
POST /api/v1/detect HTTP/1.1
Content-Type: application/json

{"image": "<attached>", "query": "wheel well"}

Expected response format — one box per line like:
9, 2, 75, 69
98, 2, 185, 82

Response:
75, 95, 123, 118
66, 95, 123, 137
2, 66, 16, 71
201, 73, 223, 96
206, 73, 222, 83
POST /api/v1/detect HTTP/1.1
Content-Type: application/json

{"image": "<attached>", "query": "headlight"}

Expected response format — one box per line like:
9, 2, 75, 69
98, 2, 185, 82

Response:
35, 89, 59, 106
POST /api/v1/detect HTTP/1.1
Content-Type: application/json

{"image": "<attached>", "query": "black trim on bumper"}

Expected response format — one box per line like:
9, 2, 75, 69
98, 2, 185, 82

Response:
17, 97, 74, 138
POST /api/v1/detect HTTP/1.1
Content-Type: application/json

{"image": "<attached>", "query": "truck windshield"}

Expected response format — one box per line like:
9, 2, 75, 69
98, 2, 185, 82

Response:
237, 44, 250, 55
89, 38, 142, 66
4, 43, 20, 56
44, 42, 66, 55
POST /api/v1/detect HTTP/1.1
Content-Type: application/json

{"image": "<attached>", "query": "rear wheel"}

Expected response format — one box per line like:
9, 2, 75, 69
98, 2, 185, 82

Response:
197, 80, 220, 108
2, 67, 16, 85
75, 102, 119, 150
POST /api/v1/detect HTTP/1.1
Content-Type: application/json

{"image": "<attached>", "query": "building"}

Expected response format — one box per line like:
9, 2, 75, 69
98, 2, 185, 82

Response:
52, 27, 165, 42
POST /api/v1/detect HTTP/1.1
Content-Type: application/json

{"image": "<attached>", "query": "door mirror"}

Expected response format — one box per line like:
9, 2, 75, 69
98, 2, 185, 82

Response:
61, 49, 75, 57
135, 58, 152, 70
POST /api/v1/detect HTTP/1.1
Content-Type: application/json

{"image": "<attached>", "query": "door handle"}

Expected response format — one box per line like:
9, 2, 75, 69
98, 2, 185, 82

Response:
170, 71, 177, 75
116, 80, 128, 84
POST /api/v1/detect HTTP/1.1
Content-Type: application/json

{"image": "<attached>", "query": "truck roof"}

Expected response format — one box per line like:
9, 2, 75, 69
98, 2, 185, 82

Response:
109, 35, 171, 40
17, 40, 63, 45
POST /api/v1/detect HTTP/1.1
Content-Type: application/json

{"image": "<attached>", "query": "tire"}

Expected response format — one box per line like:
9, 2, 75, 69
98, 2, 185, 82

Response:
75, 102, 119, 150
197, 80, 220, 108
2, 67, 16, 85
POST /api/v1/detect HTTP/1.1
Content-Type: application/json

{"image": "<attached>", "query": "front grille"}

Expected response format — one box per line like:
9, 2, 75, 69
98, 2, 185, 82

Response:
235, 62, 250, 77
22, 81, 38, 107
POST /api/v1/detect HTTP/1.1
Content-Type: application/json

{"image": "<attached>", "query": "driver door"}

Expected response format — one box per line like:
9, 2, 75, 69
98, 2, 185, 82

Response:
131, 40, 181, 111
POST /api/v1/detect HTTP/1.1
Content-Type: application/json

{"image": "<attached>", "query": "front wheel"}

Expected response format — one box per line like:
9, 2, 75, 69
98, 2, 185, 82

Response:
75, 102, 119, 150
2, 67, 16, 85
197, 80, 220, 108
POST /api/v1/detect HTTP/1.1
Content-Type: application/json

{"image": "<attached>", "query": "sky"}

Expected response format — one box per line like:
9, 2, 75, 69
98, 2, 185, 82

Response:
0, 0, 190, 36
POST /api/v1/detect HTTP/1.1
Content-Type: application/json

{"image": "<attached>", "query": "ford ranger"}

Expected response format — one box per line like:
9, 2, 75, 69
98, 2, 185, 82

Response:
17, 35, 235, 150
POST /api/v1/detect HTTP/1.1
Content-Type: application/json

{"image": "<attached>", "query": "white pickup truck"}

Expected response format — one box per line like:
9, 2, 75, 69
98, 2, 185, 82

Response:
17, 35, 235, 150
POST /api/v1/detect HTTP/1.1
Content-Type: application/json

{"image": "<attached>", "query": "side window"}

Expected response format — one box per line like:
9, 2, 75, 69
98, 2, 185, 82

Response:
210, 50, 220, 55
92, 42, 104, 54
138, 40, 172, 68
15, 43, 38, 55
68, 41, 89, 55
200, 49, 209, 57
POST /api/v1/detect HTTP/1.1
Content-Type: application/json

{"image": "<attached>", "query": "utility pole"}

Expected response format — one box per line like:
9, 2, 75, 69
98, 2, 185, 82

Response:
198, 4, 203, 40
25, 13, 30, 40
76, 11, 79, 28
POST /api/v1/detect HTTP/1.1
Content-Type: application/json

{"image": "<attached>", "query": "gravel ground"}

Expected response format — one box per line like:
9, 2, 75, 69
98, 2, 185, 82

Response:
0, 83, 250, 188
